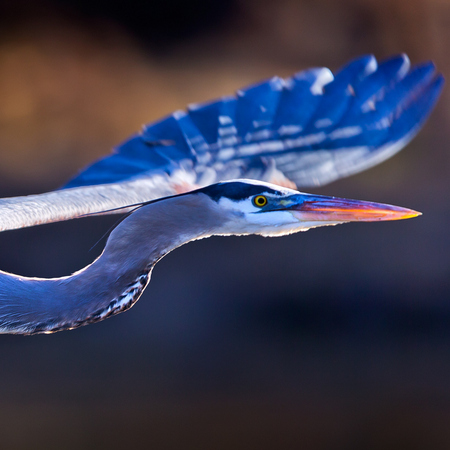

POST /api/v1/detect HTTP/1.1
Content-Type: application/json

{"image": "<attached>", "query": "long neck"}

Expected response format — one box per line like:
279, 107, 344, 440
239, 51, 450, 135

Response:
0, 193, 226, 334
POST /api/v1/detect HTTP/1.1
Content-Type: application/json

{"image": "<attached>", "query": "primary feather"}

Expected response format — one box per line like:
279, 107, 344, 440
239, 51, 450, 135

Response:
66, 54, 443, 189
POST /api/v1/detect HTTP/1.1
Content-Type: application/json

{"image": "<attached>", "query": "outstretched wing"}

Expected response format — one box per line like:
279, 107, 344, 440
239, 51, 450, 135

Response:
0, 54, 443, 232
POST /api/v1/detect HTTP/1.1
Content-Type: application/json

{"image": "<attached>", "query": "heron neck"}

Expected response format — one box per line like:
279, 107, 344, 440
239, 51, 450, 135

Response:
0, 193, 227, 334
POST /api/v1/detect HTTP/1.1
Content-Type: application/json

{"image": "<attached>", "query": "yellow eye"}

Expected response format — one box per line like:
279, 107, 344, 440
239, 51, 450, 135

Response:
253, 195, 268, 207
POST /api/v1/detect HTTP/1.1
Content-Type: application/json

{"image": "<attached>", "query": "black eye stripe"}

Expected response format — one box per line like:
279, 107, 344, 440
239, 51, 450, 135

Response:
199, 182, 281, 202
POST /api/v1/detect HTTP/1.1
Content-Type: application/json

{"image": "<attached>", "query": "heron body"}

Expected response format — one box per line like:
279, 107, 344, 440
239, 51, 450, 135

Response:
0, 55, 443, 334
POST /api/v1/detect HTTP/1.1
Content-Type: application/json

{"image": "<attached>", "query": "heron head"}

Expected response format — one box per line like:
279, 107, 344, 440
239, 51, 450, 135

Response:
199, 179, 420, 237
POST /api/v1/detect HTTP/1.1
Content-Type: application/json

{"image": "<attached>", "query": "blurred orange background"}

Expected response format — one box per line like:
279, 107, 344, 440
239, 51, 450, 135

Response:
0, 1, 449, 449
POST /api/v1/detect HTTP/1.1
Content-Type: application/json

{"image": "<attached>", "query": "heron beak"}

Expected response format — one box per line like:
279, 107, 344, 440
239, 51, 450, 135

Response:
286, 194, 421, 223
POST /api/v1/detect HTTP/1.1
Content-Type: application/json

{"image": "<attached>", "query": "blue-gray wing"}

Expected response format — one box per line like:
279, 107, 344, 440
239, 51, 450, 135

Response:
66, 54, 443, 190
0, 54, 442, 232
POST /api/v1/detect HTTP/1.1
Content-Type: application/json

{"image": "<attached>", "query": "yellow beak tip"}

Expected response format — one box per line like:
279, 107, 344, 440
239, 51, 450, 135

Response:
407, 210, 422, 219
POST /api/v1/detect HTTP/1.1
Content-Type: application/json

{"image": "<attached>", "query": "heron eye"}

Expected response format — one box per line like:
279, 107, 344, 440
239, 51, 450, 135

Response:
253, 195, 268, 207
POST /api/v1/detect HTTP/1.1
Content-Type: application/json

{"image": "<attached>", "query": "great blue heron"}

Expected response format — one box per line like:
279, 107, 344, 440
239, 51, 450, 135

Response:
0, 54, 443, 334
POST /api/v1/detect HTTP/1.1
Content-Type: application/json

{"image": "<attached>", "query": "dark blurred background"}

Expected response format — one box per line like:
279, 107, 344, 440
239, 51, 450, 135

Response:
0, 0, 449, 449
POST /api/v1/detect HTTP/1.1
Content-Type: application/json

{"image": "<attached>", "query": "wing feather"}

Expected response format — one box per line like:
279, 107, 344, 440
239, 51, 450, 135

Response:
0, 54, 442, 231
66, 54, 442, 190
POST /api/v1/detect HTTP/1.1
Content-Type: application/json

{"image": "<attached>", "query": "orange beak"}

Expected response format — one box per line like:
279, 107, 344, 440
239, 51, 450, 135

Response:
284, 194, 421, 223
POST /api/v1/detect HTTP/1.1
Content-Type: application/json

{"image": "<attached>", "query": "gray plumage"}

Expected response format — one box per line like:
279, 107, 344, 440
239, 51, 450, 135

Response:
0, 192, 228, 334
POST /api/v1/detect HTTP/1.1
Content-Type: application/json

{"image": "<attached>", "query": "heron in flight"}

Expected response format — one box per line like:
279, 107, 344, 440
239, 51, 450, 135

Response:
0, 54, 443, 334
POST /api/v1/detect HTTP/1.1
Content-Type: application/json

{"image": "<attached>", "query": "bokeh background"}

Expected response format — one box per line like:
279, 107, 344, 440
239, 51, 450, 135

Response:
0, 0, 449, 448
